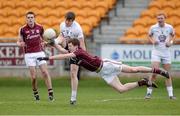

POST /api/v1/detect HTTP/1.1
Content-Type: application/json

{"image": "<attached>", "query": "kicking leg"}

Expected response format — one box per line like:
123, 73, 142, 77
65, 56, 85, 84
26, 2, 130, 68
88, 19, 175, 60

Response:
70, 64, 79, 105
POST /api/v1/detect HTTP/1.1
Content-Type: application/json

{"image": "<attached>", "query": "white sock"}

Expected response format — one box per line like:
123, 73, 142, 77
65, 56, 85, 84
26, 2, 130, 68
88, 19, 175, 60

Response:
147, 87, 153, 94
71, 90, 77, 101
167, 86, 173, 97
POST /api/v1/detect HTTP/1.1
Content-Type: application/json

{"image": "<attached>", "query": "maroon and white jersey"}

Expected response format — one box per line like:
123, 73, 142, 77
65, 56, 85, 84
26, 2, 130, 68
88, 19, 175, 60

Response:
73, 48, 103, 72
19, 23, 44, 53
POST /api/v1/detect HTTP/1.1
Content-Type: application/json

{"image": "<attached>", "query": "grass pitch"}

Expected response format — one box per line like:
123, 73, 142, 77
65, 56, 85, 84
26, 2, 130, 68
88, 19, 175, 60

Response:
0, 76, 180, 115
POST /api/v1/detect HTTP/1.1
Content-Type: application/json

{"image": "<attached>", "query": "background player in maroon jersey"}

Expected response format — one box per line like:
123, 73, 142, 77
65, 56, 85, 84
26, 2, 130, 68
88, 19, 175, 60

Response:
17, 11, 54, 101
38, 39, 170, 104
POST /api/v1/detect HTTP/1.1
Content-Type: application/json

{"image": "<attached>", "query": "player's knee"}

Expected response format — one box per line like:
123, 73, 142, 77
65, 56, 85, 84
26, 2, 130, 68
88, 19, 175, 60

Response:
41, 70, 49, 77
118, 89, 125, 93
30, 73, 36, 79
70, 71, 77, 78
30, 71, 36, 77
70, 68, 78, 78
130, 67, 138, 73
117, 86, 126, 93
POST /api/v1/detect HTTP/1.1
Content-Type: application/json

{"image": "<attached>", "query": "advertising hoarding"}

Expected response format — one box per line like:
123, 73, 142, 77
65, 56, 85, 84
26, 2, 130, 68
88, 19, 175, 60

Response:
0, 43, 55, 68
101, 44, 180, 70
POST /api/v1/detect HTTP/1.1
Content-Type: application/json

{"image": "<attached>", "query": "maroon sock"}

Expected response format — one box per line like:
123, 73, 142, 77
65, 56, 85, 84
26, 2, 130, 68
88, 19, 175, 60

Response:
152, 68, 161, 74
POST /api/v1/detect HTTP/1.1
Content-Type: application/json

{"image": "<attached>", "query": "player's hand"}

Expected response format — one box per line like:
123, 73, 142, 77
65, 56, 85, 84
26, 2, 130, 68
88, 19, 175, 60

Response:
17, 42, 25, 47
165, 41, 173, 47
47, 39, 55, 46
41, 41, 47, 48
37, 57, 49, 61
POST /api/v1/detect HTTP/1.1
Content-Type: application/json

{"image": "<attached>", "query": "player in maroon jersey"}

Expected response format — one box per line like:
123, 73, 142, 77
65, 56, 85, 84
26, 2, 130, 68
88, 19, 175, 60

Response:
17, 11, 54, 101
38, 39, 170, 104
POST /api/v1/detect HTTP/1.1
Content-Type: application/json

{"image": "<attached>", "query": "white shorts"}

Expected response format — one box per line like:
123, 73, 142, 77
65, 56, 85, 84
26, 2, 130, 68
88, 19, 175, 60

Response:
24, 51, 47, 67
99, 61, 122, 84
151, 50, 171, 64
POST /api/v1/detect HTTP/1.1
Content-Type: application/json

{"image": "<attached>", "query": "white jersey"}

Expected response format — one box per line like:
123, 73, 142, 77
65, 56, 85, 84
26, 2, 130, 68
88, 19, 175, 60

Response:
60, 21, 84, 40
149, 23, 175, 64
149, 23, 175, 52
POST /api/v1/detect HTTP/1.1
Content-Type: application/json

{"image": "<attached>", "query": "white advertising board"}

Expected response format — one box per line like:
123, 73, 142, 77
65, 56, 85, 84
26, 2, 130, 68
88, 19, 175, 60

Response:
101, 44, 180, 70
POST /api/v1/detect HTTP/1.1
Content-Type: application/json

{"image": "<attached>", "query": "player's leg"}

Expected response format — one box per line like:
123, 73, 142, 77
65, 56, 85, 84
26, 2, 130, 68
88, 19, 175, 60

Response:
25, 53, 40, 101
120, 64, 158, 88
144, 51, 161, 99
29, 66, 40, 101
70, 64, 79, 104
163, 62, 176, 99
109, 76, 138, 93
37, 51, 54, 101
121, 64, 152, 73
121, 64, 169, 78
39, 63, 54, 101
145, 62, 160, 99
100, 61, 157, 93
77, 67, 81, 80
109, 76, 153, 93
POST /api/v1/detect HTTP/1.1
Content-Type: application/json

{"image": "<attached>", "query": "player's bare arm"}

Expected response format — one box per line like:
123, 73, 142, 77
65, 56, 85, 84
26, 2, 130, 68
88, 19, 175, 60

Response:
53, 36, 68, 53
55, 35, 66, 48
49, 53, 75, 60
40, 36, 48, 49
47, 35, 65, 47
79, 38, 86, 51
17, 37, 25, 47
37, 53, 76, 61
54, 44, 69, 54
45, 35, 68, 53
148, 35, 158, 45
166, 31, 175, 47
168, 32, 175, 42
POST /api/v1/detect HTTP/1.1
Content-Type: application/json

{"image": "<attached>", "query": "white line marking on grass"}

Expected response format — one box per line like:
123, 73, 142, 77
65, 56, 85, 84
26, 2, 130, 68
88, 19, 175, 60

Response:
0, 101, 52, 104
95, 97, 163, 102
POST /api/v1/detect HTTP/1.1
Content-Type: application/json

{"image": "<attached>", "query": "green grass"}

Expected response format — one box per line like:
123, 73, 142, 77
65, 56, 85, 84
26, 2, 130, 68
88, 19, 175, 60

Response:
0, 77, 180, 115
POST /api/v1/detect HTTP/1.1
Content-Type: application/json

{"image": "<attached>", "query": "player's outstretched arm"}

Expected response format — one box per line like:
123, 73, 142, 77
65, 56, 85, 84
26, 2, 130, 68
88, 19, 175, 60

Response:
54, 44, 69, 54
37, 53, 76, 61
79, 38, 86, 51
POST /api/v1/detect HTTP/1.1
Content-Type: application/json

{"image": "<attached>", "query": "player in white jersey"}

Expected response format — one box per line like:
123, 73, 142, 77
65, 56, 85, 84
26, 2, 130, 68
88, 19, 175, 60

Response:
50, 11, 86, 104
145, 12, 176, 100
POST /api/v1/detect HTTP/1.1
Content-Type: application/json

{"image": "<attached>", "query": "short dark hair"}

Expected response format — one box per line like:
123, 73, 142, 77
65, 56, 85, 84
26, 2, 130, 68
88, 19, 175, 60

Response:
26, 11, 35, 17
68, 39, 80, 47
65, 11, 75, 21
156, 11, 167, 18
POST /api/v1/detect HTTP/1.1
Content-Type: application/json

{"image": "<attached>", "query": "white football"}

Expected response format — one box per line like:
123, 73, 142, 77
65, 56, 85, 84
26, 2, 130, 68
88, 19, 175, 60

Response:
43, 28, 56, 40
